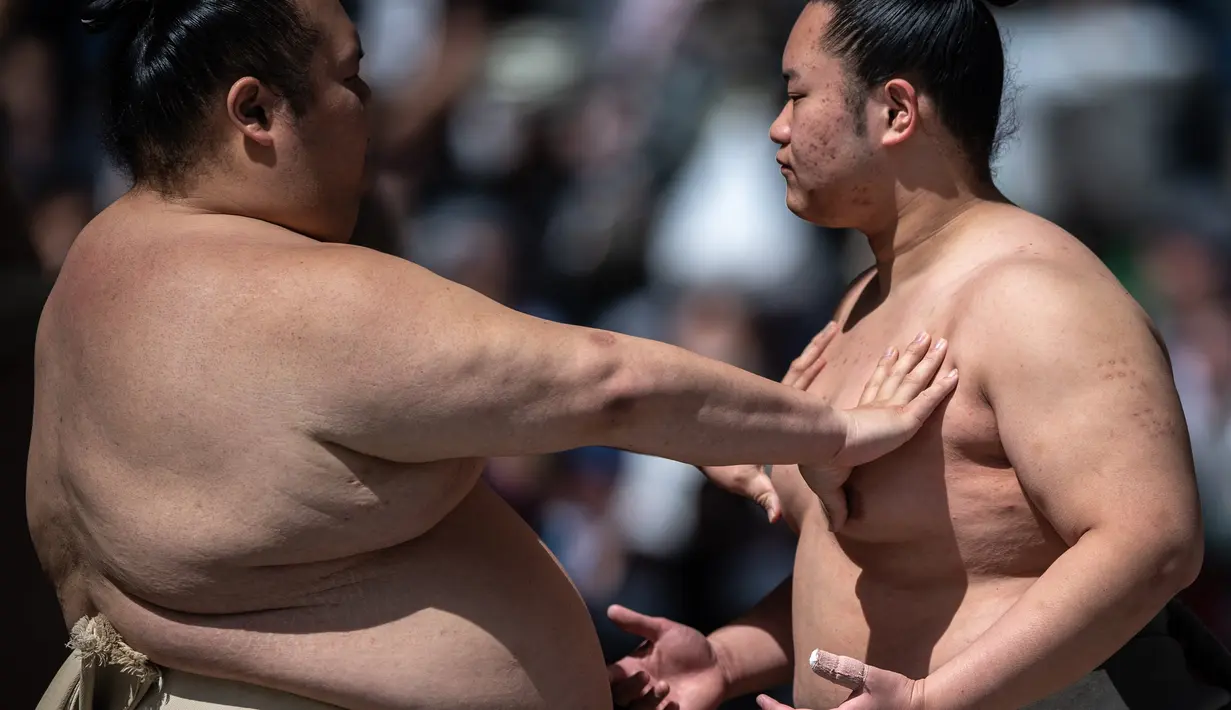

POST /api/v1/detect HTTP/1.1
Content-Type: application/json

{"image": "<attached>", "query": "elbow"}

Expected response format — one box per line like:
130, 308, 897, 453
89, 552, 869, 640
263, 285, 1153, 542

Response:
1105, 504, 1206, 597
1166, 534, 1205, 590
1147, 528, 1205, 594
1161, 504, 1206, 590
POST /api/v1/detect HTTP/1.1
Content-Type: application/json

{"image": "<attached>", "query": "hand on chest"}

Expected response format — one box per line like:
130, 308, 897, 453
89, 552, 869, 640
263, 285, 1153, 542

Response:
805, 325, 994, 465
805, 328, 950, 408
784, 325, 1004, 533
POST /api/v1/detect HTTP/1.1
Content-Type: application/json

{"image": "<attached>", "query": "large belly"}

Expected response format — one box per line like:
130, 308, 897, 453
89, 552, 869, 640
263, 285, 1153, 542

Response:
92, 484, 609, 710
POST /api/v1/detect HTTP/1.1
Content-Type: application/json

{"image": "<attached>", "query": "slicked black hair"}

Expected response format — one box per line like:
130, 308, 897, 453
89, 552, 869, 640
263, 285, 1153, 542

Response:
81, 0, 321, 191
812, 0, 1019, 182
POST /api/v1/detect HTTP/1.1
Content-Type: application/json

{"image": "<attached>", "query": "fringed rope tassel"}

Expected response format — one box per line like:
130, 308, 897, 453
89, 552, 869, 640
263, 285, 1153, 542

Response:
68, 616, 159, 684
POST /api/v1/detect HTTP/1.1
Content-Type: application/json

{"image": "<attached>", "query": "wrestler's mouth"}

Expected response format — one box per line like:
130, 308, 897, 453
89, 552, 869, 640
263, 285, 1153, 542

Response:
777, 158, 793, 174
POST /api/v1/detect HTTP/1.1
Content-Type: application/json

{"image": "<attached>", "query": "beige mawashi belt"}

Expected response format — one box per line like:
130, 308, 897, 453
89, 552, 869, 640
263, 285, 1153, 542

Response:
37, 616, 162, 710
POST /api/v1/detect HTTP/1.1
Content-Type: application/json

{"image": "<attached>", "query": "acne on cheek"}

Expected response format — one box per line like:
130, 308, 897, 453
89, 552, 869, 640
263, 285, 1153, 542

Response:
795, 127, 841, 167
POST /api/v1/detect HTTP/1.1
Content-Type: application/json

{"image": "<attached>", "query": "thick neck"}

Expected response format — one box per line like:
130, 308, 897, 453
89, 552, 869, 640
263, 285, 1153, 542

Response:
132, 170, 350, 244
862, 177, 1004, 296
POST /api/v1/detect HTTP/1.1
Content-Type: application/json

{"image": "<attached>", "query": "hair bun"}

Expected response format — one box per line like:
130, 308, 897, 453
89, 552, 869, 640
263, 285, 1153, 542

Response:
81, 0, 154, 34
983, 0, 1021, 6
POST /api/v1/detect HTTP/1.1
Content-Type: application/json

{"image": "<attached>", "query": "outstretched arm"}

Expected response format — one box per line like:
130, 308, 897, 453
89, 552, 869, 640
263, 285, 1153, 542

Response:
269, 245, 955, 469
700, 322, 837, 524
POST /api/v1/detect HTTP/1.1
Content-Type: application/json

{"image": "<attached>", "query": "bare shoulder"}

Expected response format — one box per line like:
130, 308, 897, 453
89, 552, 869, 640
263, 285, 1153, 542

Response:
950, 210, 1199, 552
157, 236, 488, 410
951, 210, 1167, 385
64, 211, 417, 301
964, 256, 1144, 332
48, 216, 461, 417
80, 220, 448, 345
958, 210, 1151, 331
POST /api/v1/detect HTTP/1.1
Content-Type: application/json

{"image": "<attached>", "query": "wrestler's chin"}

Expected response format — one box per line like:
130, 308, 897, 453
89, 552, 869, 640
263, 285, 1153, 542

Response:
797, 210, 850, 232
784, 190, 825, 226
784, 187, 807, 218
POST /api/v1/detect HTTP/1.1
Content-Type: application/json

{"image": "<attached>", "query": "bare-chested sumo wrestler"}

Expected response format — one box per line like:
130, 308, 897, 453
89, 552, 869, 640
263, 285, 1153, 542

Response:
27, 1, 960, 709
607, 1, 1231, 709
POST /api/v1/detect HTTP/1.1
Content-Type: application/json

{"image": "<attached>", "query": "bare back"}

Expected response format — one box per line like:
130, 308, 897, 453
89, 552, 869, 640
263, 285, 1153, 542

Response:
26, 199, 610, 709
773, 204, 1149, 708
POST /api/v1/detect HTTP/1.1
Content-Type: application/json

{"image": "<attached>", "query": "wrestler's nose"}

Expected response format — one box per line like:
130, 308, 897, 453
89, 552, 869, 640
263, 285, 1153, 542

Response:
770, 103, 791, 146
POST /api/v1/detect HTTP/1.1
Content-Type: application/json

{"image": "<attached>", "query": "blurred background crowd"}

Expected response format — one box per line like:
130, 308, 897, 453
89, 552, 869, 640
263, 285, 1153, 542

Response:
4, 0, 1231, 707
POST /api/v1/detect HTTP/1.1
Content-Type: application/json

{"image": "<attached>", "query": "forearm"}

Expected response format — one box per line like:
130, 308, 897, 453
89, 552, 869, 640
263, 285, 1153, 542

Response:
596, 335, 846, 467
924, 529, 1201, 710
320, 262, 847, 464
708, 577, 796, 700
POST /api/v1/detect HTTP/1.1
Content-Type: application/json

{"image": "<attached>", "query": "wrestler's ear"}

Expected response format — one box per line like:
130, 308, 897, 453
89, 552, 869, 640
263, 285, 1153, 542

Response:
226, 77, 277, 147
875, 78, 919, 148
